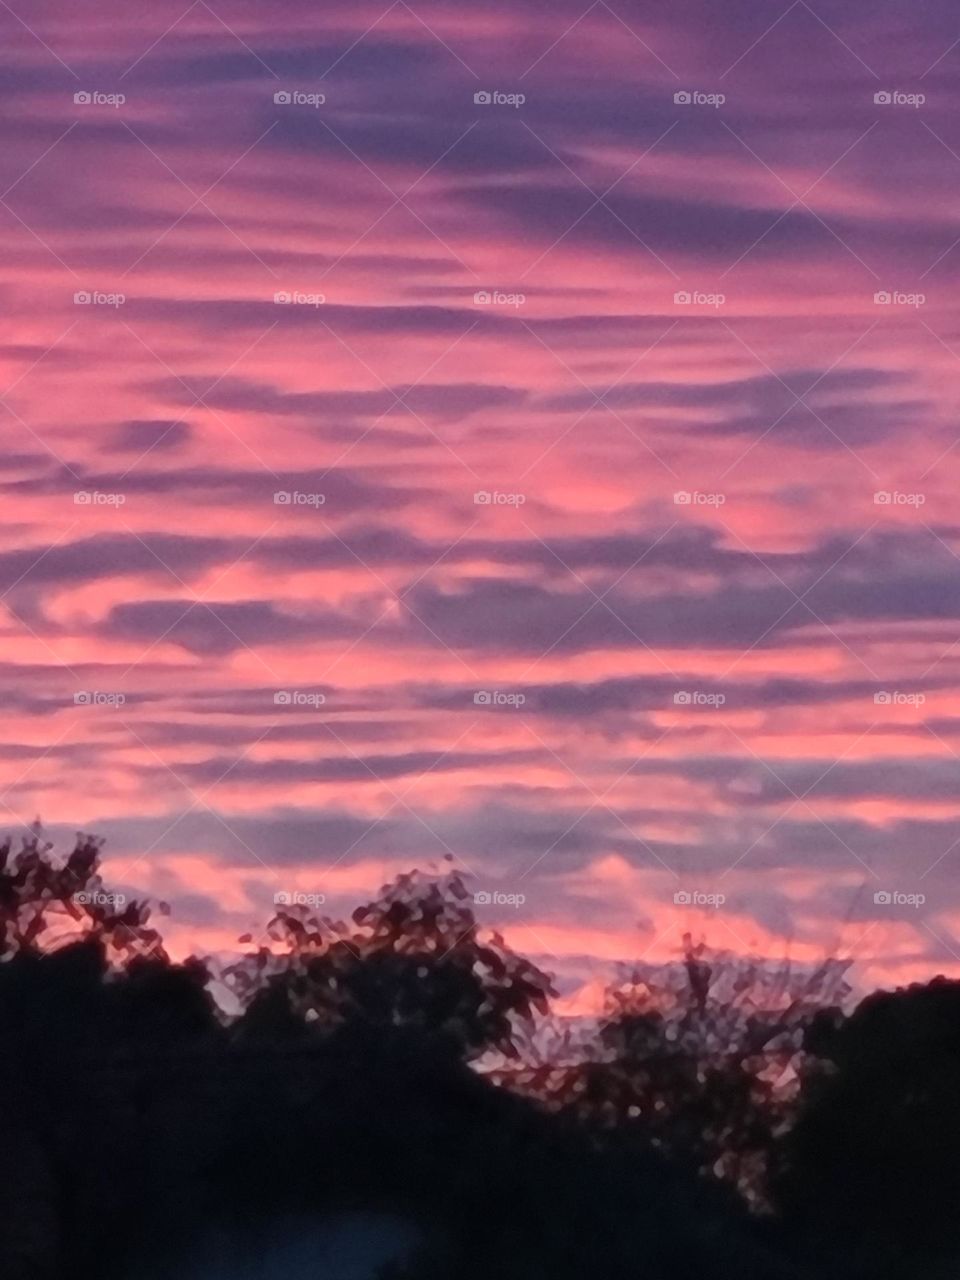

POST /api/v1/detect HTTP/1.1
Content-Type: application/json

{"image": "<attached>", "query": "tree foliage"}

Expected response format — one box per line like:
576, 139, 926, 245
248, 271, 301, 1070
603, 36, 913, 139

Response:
575, 935, 852, 1204
0, 825, 165, 962
3, 828, 959, 1279
774, 976, 960, 1276
227, 868, 556, 1058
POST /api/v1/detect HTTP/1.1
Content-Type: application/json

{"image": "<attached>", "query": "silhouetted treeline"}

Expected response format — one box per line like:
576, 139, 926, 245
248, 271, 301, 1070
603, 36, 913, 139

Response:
0, 830, 956, 1279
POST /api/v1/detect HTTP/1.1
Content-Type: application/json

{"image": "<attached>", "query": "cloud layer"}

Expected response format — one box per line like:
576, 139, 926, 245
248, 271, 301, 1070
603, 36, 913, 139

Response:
4, 0, 960, 1005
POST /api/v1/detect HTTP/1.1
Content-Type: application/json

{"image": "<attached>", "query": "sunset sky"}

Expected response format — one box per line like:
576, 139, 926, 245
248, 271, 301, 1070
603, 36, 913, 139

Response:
4, 0, 960, 1009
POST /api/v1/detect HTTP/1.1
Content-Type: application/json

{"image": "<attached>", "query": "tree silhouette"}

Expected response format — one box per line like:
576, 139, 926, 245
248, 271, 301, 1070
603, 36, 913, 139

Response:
228, 868, 556, 1058
573, 935, 852, 1204
0, 824, 164, 963
6, 827, 960, 1280
775, 976, 960, 1278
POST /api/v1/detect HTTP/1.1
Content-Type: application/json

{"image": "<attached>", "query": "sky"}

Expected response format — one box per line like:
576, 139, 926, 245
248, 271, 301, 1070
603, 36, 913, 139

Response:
4, 0, 960, 1010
